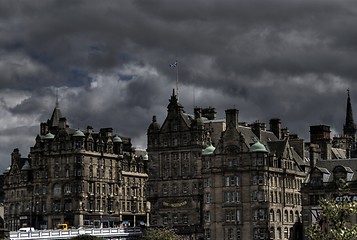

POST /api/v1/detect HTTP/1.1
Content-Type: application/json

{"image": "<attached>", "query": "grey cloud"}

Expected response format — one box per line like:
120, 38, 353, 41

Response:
0, 0, 357, 171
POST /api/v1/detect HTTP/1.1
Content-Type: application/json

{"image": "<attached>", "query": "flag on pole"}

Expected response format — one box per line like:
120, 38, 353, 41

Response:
169, 61, 177, 67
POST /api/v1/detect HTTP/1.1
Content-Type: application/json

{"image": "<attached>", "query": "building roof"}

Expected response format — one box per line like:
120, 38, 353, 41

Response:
202, 144, 216, 155
331, 148, 347, 159
249, 141, 268, 153
73, 129, 85, 137
314, 158, 357, 182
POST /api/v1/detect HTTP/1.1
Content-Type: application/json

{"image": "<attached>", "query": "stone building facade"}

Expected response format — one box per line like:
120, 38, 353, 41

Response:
146, 90, 208, 238
300, 157, 357, 237
147, 90, 308, 240
3, 103, 149, 230
301, 91, 357, 237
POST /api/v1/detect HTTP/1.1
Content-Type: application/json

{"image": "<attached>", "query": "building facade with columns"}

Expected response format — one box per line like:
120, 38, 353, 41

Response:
3, 103, 149, 230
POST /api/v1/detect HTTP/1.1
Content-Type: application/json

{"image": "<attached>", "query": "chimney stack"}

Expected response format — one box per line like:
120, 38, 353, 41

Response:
225, 109, 239, 129
269, 118, 282, 139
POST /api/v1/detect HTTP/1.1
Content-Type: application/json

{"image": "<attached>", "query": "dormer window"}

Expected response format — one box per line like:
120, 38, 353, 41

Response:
333, 166, 349, 184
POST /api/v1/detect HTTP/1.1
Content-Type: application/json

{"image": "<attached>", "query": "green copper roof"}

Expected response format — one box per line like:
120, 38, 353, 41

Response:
113, 136, 123, 143
202, 144, 216, 155
249, 141, 268, 153
43, 132, 55, 140
73, 129, 85, 137
4, 166, 10, 173
21, 161, 31, 171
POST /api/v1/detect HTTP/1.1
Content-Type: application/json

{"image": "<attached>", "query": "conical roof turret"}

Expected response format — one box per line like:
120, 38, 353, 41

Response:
344, 89, 357, 138
48, 96, 63, 128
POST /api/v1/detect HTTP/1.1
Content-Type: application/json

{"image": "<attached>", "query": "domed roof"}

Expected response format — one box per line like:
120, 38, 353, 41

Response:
73, 129, 85, 137
43, 132, 55, 140
202, 144, 216, 155
148, 116, 161, 132
250, 141, 268, 153
4, 166, 10, 174
21, 161, 31, 171
143, 154, 149, 161
113, 136, 123, 143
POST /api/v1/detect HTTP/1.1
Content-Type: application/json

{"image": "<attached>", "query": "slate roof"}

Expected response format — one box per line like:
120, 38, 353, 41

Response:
314, 158, 357, 182
331, 148, 347, 159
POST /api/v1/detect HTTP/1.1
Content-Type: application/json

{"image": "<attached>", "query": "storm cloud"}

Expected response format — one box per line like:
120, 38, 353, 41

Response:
0, 0, 356, 171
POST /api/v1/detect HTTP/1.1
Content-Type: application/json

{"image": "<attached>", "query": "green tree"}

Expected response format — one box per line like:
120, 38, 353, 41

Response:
307, 180, 357, 240
141, 227, 182, 240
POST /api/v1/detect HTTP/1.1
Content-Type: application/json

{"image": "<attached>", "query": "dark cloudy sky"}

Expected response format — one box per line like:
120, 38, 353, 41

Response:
1, 0, 356, 171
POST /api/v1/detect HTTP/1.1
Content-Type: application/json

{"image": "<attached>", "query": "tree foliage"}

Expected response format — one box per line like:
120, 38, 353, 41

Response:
307, 180, 357, 240
141, 227, 182, 240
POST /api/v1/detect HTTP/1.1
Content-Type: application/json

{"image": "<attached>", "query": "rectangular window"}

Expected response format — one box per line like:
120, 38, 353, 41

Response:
89, 183, 93, 193
162, 184, 168, 194
206, 229, 211, 240
204, 211, 211, 223
97, 200, 101, 211
97, 184, 100, 195
204, 178, 212, 187
230, 176, 235, 186
163, 216, 168, 225
205, 192, 212, 203
236, 210, 240, 222
182, 183, 189, 193
225, 177, 230, 186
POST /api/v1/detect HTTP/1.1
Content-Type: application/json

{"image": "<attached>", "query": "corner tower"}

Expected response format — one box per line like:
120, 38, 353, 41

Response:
146, 89, 208, 239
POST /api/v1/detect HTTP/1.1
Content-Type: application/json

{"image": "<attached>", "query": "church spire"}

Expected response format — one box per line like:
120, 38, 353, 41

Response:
343, 89, 356, 138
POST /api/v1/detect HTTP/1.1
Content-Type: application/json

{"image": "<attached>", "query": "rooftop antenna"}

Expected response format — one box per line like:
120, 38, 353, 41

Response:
169, 59, 179, 99
193, 84, 196, 108
55, 88, 59, 107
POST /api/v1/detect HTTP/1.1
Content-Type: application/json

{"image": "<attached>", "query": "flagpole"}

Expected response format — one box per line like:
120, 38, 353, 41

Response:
176, 60, 179, 100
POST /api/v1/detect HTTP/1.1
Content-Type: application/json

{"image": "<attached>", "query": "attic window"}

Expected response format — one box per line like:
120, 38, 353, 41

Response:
334, 171, 347, 183
333, 166, 348, 184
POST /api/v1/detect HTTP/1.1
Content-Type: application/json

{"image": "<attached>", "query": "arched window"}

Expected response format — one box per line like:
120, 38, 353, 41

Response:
65, 166, 70, 178
290, 210, 294, 222
270, 209, 275, 221
64, 183, 71, 194
276, 209, 281, 222
284, 227, 289, 239
277, 227, 281, 240
89, 166, 93, 178
54, 165, 59, 177
295, 210, 300, 222
53, 183, 61, 196
270, 227, 275, 239
284, 210, 288, 222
